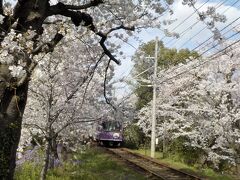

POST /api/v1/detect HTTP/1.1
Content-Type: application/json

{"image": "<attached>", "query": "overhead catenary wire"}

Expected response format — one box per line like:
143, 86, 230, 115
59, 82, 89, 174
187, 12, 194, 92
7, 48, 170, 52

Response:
158, 37, 240, 86
148, 28, 240, 90
198, 30, 240, 56
170, 0, 240, 48
155, 28, 240, 85
160, 0, 211, 42
165, 0, 235, 47
161, 0, 227, 45
144, 0, 236, 53
150, 2, 240, 79
180, 14, 240, 50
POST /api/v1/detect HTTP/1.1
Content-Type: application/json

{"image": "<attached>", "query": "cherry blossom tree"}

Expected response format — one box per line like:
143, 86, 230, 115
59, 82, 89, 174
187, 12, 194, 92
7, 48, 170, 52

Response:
20, 36, 116, 179
138, 41, 240, 170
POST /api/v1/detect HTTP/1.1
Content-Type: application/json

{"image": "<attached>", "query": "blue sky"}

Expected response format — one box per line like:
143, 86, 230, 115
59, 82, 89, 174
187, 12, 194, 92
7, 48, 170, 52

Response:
113, 0, 240, 99
210, 0, 240, 6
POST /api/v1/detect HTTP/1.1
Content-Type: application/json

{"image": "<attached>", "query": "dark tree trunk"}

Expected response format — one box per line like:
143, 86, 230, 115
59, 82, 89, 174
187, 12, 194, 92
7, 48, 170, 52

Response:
40, 141, 51, 180
0, 1, 48, 178
49, 137, 59, 169
0, 65, 29, 180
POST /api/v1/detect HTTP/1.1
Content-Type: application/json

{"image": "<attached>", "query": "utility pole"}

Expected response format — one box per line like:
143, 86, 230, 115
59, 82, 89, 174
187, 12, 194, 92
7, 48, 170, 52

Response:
151, 37, 158, 158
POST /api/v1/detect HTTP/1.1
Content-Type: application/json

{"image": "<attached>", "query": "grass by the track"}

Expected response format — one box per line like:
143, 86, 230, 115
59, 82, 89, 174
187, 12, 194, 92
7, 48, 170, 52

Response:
15, 147, 146, 180
132, 149, 237, 180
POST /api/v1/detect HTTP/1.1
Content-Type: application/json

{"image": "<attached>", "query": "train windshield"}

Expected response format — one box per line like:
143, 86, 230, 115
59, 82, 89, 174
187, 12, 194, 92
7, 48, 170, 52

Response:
102, 121, 121, 131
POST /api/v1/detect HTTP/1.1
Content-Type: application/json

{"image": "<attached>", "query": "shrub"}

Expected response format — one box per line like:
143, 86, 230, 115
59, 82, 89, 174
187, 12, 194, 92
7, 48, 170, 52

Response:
168, 137, 206, 165
15, 163, 41, 180
123, 124, 147, 149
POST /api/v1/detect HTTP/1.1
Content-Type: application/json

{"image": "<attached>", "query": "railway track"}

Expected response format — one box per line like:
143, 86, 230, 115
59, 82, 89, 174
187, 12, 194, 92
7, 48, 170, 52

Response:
106, 148, 203, 180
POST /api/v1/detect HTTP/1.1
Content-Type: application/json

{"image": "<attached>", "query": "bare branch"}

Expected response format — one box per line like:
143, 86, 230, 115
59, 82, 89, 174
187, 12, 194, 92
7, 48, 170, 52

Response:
0, 0, 3, 15
65, 0, 103, 10
106, 24, 135, 35
23, 123, 46, 136
29, 87, 47, 100
56, 117, 101, 135
104, 60, 117, 111
94, 25, 134, 65
32, 33, 64, 55
80, 53, 105, 107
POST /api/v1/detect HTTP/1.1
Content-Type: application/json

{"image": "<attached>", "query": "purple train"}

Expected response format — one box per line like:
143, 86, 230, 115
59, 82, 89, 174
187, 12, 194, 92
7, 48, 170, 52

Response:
96, 120, 123, 147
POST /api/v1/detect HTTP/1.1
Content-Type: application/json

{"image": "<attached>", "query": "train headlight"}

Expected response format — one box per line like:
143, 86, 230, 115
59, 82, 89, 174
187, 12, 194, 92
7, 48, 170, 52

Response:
113, 133, 120, 139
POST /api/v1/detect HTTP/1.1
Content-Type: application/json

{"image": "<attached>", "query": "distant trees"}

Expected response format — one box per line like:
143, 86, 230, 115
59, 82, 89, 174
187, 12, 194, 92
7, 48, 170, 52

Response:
131, 40, 199, 110
123, 124, 147, 149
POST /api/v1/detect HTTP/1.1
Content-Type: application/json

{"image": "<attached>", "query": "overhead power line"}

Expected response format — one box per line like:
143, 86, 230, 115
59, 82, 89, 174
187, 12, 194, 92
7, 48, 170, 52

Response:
165, 0, 236, 47
153, 26, 240, 88
198, 31, 240, 56
160, 0, 211, 42
181, 15, 240, 50
158, 37, 240, 86
172, 0, 240, 49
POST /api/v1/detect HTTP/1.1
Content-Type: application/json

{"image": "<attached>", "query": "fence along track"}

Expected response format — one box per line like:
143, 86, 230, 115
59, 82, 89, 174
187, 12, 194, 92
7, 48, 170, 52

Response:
107, 148, 203, 180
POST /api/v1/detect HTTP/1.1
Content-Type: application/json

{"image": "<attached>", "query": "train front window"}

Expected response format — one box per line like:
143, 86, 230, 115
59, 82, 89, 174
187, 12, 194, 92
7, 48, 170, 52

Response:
102, 121, 121, 131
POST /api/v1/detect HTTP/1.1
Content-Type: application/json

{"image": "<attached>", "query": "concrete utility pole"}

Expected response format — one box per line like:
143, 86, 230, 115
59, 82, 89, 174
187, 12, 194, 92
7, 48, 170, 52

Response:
151, 37, 158, 158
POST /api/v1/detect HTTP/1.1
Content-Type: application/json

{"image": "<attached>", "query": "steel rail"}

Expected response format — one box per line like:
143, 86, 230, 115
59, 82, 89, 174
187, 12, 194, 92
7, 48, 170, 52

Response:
106, 148, 203, 180
106, 148, 166, 179
123, 148, 202, 179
